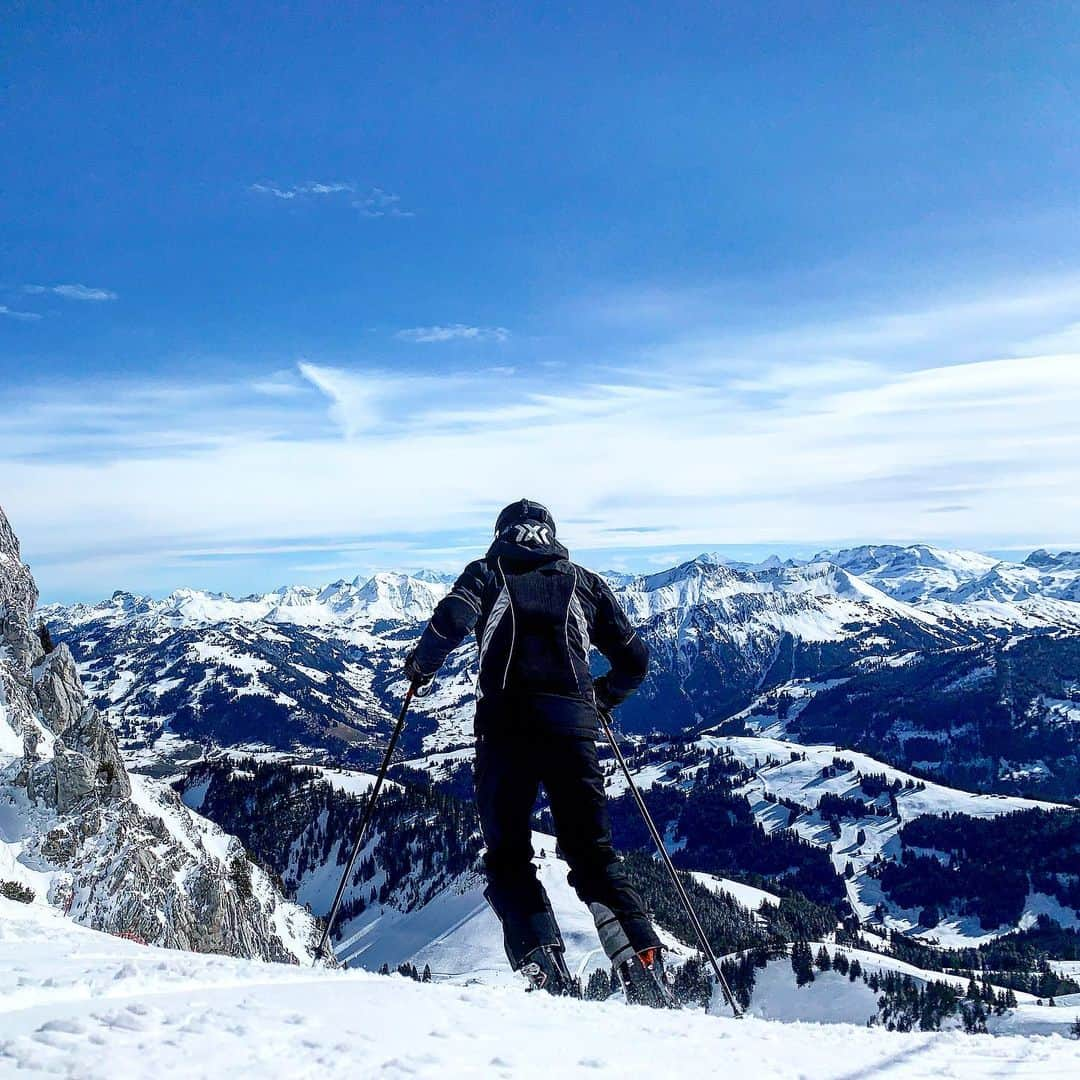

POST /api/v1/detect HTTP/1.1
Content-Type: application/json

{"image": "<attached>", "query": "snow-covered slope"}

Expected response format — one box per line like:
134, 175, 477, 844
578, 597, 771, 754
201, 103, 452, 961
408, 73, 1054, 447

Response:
334, 832, 693, 984
816, 545, 1002, 602
3, 897, 1079, 1078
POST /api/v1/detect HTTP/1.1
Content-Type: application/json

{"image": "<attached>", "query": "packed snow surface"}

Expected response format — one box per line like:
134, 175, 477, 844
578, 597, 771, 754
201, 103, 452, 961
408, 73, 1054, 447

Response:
3, 898, 1080, 1079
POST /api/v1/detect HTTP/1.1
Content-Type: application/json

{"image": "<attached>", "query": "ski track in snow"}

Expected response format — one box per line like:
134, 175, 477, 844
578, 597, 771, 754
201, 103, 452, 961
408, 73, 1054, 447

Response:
3, 899, 1080, 1080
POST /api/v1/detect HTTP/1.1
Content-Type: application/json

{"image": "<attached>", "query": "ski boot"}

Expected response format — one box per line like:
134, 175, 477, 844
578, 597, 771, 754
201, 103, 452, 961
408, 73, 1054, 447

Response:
589, 903, 678, 1010
616, 946, 678, 1009
520, 945, 581, 998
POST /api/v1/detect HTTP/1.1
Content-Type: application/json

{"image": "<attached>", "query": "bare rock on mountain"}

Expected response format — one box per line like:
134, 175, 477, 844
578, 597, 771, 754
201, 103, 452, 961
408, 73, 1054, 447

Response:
0, 503, 318, 963
32, 644, 130, 810
0, 507, 41, 670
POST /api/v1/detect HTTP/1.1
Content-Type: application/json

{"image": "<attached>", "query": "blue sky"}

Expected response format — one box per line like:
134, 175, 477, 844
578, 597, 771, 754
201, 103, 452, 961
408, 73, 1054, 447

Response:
2, 2, 1079, 601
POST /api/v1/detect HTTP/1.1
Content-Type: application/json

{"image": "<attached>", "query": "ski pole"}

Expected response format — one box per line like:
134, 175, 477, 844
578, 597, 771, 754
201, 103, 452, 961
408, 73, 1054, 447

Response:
597, 708, 742, 1017
313, 681, 419, 965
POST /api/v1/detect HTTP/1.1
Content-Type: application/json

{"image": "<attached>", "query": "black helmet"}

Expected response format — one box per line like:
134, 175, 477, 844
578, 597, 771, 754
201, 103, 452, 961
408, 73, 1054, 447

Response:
494, 499, 556, 539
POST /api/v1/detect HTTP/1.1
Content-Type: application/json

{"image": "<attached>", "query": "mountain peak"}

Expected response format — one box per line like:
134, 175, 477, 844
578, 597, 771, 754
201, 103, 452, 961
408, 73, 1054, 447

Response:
1024, 548, 1080, 570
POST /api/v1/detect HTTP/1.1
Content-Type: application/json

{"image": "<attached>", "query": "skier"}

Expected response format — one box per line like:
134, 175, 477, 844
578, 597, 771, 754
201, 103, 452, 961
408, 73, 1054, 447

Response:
404, 499, 670, 1005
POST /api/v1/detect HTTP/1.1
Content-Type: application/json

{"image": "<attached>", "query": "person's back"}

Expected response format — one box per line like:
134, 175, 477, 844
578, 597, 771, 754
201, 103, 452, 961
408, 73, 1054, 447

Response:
404, 500, 669, 1003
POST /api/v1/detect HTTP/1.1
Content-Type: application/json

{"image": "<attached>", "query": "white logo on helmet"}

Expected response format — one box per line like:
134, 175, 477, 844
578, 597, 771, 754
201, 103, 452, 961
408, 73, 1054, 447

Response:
510, 523, 551, 545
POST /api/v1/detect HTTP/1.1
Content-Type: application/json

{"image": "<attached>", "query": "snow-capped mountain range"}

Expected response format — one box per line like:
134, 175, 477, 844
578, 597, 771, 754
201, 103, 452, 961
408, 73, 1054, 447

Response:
54, 570, 452, 629
44, 544, 1080, 640
821, 544, 1080, 605
38, 544, 1080, 789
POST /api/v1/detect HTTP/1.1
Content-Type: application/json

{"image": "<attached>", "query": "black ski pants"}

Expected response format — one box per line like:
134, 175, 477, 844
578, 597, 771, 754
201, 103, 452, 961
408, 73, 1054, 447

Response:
474, 727, 660, 969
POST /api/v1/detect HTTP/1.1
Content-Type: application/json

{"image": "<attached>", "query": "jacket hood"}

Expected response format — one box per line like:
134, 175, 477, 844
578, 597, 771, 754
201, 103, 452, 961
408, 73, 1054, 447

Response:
486, 534, 569, 566
494, 499, 556, 537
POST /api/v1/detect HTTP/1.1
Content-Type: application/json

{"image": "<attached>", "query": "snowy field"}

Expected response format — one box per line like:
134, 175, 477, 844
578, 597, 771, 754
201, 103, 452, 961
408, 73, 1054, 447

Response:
3, 899, 1080, 1079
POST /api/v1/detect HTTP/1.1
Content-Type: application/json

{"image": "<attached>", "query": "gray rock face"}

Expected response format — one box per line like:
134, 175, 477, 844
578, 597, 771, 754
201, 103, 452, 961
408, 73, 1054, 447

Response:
0, 506, 42, 671
0, 502, 317, 963
32, 645, 130, 810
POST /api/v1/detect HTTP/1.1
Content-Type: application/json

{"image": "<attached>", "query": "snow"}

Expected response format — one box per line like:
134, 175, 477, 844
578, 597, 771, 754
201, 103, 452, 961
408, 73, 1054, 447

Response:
1018, 892, 1080, 933
187, 641, 272, 675
311, 766, 400, 798
3, 898, 1080, 1079
0, 694, 23, 757
47, 573, 449, 632
0, 790, 57, 902
603, 762, 674, 797
1044, 698, 1080, 726
749, 961, 881, 1025
702, 735, 1065, 823
913, 893, 1080, 949
689, 872, 780, 912
743, 944, 1080, 1037
179, 775, 211, 812
129, 774, 232, 862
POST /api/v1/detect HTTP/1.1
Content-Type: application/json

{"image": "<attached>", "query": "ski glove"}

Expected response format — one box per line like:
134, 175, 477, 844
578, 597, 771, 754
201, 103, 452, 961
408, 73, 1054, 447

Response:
593, 675, 623, 711
403, 650, 435, 688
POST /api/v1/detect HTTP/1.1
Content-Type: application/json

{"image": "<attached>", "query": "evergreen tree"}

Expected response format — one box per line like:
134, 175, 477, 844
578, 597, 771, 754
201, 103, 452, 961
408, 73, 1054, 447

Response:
585, 968, 612, 1001
791, 941, 815, 986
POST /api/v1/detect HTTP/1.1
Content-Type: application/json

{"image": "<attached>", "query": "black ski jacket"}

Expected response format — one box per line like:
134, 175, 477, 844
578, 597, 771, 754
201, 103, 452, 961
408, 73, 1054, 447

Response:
411, 533, 648, 736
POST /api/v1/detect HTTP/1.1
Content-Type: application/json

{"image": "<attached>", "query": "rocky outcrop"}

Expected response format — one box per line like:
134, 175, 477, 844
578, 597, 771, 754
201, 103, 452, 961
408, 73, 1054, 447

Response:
29, 644, 130, 811
0, 504, 318, 963
0, 508, 40, 670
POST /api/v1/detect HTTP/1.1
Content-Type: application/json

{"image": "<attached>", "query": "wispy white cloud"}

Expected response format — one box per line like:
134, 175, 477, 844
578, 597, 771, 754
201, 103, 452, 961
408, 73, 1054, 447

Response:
396, 324, 509, 343
250, 181, 414, 217
354, 187, 414, 218
728, 359, 883, 393
0, 305, 42, 321
296, 361, 387, 436
597, 274, 1080, 382
249, 181, 356, 200
24, 283, 117, 301
251, 369, 310, 398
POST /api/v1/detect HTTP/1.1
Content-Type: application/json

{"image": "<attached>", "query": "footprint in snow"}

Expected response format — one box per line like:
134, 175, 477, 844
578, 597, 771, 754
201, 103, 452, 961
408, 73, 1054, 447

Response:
37, 1020, 86, 1036
99, 1010, 150, 1032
